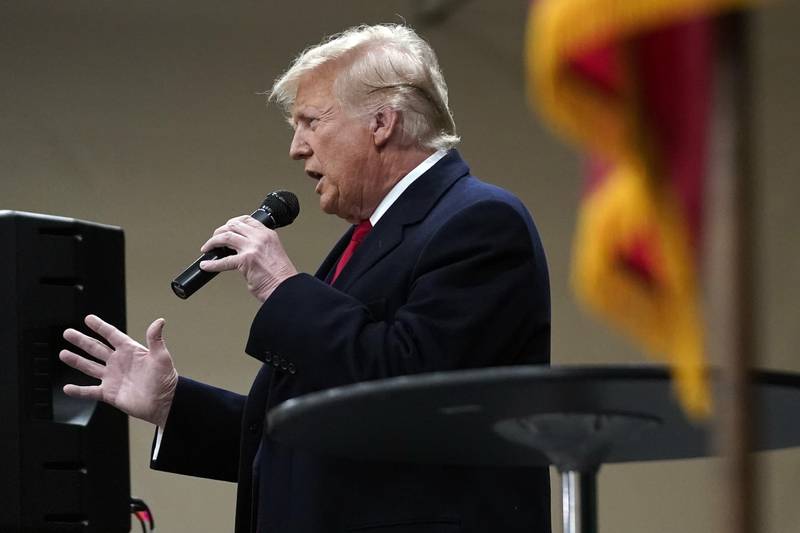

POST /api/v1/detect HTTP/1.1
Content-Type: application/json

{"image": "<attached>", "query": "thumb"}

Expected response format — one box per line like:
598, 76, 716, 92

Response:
146, 317, 167, 351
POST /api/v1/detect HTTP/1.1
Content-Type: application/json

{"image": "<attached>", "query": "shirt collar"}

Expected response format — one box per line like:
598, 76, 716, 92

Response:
369, 149, 448, 226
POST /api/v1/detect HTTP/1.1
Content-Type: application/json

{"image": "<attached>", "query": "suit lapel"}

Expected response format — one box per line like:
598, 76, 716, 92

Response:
333, 150, 470, 291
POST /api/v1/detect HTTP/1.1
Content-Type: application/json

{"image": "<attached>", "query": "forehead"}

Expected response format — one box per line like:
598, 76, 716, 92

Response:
291, 68, 338, 115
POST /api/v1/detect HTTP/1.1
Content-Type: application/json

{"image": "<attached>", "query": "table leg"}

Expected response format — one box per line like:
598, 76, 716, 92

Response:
560, 469, 597, 533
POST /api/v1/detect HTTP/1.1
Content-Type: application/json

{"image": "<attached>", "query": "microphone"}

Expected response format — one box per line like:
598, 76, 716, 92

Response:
171, 190, 300, 299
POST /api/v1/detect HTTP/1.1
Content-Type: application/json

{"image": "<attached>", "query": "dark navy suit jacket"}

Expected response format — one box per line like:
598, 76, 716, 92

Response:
151, 150, 552, 533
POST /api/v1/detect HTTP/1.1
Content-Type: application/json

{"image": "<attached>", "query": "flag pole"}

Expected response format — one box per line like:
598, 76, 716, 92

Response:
706, 10, 756, 533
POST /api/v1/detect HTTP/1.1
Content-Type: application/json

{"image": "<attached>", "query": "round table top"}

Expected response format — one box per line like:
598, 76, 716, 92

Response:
267, 365, 800, 468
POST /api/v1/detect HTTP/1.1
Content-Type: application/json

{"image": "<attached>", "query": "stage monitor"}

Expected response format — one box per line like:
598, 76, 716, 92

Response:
0, 211, 130, 532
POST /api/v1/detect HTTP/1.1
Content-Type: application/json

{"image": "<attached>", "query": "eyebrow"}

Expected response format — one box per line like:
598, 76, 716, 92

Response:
290, 104, 335, 126
290, 104, 316, 119
287, 108, 311, 128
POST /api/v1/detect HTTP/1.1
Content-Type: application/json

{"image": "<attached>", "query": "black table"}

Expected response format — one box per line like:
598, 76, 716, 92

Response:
267, 365, 800, 533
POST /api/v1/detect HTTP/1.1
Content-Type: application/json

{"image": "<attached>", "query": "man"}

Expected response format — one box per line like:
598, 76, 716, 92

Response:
59, 24, 551, 533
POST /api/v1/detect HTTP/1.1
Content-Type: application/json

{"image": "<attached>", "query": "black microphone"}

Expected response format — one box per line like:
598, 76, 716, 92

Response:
171, 190, 300, 299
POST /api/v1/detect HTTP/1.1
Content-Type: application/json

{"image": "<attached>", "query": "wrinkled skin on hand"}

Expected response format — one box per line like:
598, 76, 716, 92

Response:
59, 314, 178, 427
199, 215, 298, 302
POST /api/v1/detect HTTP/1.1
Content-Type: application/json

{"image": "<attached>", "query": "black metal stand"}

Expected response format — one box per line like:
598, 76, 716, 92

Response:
495, 412, 659, 533
267, 366, 800, 533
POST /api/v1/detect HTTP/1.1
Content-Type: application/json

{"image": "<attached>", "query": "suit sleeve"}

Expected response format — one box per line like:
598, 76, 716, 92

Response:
246, 199, 550, 392
149, 376, 245, 482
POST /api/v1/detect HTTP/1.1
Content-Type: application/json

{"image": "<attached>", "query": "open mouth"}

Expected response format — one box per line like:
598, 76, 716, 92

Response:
306, 170, 323, 180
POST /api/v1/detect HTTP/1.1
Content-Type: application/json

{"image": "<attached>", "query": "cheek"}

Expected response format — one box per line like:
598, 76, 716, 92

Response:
321, 156, 354, 191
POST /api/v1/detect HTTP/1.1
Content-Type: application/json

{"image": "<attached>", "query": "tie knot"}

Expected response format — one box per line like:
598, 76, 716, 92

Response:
351, 220, 372, 244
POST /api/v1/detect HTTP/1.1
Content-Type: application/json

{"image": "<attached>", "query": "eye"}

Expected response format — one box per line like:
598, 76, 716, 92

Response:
289, 114, 314, 131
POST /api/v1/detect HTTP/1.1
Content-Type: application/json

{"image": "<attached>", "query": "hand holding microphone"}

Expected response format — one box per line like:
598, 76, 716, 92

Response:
171, 191, 300, 301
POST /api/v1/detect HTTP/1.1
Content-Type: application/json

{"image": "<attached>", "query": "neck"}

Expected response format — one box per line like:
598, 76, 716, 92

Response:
349, 145, 438, 224
379, 145, 436, 193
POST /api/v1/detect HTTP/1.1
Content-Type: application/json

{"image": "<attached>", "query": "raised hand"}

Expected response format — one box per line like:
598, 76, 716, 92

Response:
199, 215, 298, 302
59, 314, 179, 427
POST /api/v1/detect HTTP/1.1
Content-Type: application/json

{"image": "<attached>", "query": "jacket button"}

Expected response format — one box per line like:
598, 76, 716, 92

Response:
272, 356, 280, 367
264, 351, 272, 363
248, 422, 260, 433
281, 359, 288, 371
288, 363, 296, 375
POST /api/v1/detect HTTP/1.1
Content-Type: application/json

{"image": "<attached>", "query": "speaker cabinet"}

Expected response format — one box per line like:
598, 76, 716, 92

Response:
0, 211, 130, 533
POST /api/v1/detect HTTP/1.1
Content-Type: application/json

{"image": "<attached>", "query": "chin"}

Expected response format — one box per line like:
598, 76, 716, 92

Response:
319, 199, 339, 218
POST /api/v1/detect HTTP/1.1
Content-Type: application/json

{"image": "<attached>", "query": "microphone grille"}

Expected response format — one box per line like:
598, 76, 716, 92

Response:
262, 190, 300, 228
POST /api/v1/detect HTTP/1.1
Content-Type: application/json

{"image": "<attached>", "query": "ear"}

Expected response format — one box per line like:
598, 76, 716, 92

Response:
370, 107, 401, 148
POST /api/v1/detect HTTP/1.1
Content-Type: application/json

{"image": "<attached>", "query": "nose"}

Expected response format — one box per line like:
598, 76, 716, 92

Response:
289, 128, 312, 160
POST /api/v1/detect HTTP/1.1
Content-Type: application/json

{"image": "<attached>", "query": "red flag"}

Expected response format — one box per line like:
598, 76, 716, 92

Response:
526, 0, 753, 417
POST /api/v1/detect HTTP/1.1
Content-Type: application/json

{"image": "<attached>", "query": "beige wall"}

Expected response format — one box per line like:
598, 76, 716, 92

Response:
2, 1, 798, 532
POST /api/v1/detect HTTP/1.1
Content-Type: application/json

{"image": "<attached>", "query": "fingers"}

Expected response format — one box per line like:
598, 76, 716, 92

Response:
201, 231, 249, 254
59, 349, 105, 379
84, 315, 130, 349
211, 215, 250, 236
63, 384, 103, 401
203, 216, 268, 252
237, 216, 265, 229
146, 318, 167, 351
199, 255, 239, 272
63, 327, 113, 362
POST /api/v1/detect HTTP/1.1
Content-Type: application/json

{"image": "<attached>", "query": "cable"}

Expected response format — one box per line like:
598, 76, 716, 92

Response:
130, 497, 155, 531
133, 511, 147, 533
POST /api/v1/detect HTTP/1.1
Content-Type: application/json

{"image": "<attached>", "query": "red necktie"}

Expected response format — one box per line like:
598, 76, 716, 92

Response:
331, 220, 372, 283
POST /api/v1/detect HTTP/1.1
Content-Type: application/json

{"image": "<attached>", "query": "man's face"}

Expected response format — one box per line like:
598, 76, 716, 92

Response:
289, 68, 382, 223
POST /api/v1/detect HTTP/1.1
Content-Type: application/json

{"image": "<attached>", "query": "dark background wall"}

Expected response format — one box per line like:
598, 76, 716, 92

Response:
1, 1, 797, 532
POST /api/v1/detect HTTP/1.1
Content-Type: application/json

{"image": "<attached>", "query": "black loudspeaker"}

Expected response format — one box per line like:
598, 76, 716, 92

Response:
0, 211, 131, 533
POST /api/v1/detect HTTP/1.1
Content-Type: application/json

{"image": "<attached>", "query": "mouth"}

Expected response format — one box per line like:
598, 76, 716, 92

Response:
311, 173, 325, 195
306, 170, 323, 180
